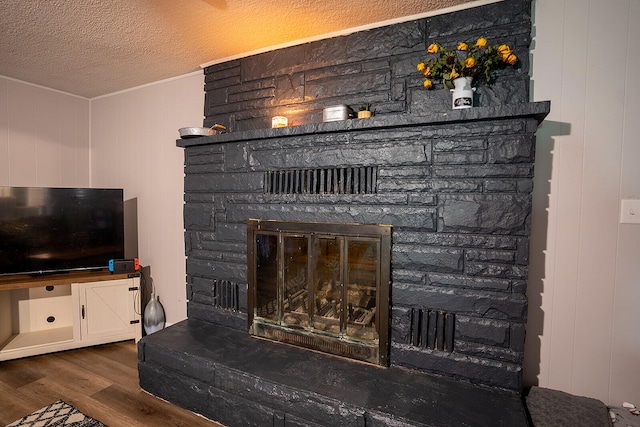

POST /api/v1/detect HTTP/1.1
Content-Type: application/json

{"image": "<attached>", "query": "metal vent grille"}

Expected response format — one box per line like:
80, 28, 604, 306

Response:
271, 329, 356, 356
213, 280, 239, 311
410, 308, 455, 353
264, 167, 377, 194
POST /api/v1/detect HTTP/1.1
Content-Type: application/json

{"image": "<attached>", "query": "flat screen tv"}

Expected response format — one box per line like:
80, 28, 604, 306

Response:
0, 186, 125, 276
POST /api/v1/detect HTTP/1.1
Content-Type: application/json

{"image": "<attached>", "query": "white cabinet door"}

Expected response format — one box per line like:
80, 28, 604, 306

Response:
78, 278, 140, 343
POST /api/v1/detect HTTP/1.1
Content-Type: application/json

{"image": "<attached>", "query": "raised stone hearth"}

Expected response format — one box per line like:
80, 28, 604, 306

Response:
139, 319, 531, 426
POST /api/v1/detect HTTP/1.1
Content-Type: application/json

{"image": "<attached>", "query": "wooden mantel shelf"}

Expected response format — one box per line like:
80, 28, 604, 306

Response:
0, 269, 136, 291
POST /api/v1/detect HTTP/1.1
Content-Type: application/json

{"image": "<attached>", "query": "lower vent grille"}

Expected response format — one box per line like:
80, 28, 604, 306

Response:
213, 280, 239, 311
410, 308, 455, 353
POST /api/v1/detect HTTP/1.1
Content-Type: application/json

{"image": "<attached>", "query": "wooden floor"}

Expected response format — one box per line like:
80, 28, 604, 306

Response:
0, 340, 224, 427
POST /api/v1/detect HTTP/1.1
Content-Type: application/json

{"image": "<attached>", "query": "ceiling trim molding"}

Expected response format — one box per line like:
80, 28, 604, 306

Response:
0, 74, 90, 100
90, 70, 204, 101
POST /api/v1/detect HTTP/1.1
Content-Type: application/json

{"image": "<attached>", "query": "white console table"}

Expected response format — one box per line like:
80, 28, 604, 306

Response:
0, 270, 141, 361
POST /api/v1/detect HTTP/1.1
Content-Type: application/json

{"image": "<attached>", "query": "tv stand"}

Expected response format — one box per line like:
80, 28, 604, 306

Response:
0, 270, 141, 361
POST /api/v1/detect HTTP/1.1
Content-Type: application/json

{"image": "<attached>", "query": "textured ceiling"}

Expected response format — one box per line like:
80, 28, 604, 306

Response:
0, 0, 478, 98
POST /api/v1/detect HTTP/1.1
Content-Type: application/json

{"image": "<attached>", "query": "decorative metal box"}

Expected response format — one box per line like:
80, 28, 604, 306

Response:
322, 105, 353, 122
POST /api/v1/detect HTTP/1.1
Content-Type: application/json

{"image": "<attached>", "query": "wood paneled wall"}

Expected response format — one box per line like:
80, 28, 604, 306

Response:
528, 0, 640, 406
90, 72, 204, 325
0, 77, 90, 187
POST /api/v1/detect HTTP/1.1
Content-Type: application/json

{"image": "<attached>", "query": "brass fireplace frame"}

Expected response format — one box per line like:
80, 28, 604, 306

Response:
247, 219, 391, 366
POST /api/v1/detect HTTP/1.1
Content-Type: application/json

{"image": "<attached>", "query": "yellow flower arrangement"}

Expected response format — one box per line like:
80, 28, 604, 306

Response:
417, 36, 517, 89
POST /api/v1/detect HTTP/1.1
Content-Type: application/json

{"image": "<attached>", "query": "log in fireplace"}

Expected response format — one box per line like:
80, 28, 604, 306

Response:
247, 219, 391, 365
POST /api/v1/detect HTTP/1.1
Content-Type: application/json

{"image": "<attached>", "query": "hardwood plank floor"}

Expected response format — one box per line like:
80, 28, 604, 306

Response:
0, 340, 224, 427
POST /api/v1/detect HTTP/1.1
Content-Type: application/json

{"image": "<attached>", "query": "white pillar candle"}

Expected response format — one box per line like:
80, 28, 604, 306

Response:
271, 116, 288, 128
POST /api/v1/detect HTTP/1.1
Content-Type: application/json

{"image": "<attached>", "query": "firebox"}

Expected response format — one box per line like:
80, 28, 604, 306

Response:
247, 219, 391, 366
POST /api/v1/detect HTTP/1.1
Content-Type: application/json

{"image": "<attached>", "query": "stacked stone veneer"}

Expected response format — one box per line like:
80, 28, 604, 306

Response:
171, 0, 546, 392
203, 0, 533, 132
181, 101, 549, 390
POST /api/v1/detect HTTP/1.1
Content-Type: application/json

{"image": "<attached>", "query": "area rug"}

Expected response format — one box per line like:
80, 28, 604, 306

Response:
6, 400, 107, 427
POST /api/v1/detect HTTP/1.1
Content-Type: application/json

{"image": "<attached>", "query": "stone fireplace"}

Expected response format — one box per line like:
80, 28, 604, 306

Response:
177, 103, 548, 389
138, 0, 550, 425
138, 103, 548, 425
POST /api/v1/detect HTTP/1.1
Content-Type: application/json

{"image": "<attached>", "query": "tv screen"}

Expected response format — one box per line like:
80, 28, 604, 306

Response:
0, 187, 125, 276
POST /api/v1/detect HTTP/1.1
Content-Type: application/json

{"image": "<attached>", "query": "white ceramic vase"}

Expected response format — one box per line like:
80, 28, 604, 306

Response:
450, 76, 475, 109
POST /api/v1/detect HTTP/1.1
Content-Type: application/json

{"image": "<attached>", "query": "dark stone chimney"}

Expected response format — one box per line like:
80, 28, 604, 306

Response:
138, 1, 550, 425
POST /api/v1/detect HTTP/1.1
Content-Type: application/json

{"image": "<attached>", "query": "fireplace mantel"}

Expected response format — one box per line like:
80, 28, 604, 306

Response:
177, 102, 550, 148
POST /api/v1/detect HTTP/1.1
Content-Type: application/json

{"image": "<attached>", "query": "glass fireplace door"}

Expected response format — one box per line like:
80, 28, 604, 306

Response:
345, 239, 378, 341
282, 234, 310, 329
311, 236, 343, 335
247, 220, 391, 366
